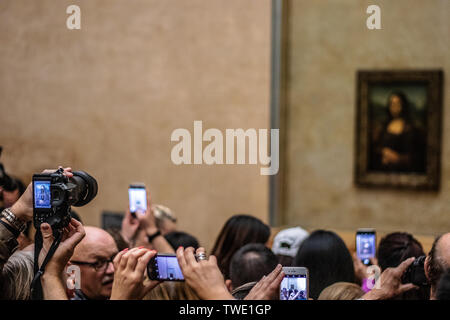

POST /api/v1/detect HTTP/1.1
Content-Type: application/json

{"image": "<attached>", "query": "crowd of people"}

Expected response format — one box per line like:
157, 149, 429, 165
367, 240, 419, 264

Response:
1, 167, 450, 300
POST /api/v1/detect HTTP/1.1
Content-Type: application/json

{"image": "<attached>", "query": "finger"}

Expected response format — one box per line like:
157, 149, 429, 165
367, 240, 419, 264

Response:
398, 283, 419, 294
395, 257, 415, 276
265, 264, 283, 283
176, 246, 187, 271
136, 250, 156, 276
119, 249, 131, 270
40, 223, 54, 247
195, 247, 206, 262
62, 223, 86, 249
184, 247, 197, 266
113, 249, 127, 269
371, 257, 379, 266
126, 248, 148, 271
208, 254, 218, 266
146, 190, 152, 212
274, 269, 285, 286
195, 247, 206, 255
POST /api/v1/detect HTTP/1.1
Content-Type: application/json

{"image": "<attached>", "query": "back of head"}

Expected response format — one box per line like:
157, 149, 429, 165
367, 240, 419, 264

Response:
152, 204, 177, 234
436, 269, 450, 300
293, 230, 355, 300
272, 226, 309, 266
106, 227, 130, 251
318, 282, 364, 300
377, 232, 424, 271
377, 232, 429, 300
427, 234, 450, 292
229, 243, 278, 288
1, 250, 34, 300
164, 231, 199, 251
211, 214, 270, 279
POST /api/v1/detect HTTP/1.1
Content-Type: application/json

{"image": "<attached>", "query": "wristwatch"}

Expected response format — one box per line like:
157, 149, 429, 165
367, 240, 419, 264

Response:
147, 230, 162, 243
1, 208, 27, 233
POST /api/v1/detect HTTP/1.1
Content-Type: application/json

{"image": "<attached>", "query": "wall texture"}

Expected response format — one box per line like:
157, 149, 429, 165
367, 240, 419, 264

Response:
284, 0, 450, 237
0, 0, 271, 250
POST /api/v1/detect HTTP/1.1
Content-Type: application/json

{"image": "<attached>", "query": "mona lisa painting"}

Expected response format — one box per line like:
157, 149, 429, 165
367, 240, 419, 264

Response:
355, 70, 443, 190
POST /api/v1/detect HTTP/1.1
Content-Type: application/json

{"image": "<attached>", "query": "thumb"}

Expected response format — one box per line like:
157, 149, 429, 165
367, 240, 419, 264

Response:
398, 283, 418, 294
40, 223, 54, 247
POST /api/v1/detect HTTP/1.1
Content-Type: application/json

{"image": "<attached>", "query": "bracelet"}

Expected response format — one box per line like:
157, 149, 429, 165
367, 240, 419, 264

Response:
147, 230, 162, 243
1, 208, 26, 233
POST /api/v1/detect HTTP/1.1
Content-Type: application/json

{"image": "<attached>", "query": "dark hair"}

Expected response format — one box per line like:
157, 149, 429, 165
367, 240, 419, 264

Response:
229, 243, 278, 288
293, 230, 355, 300
106, 227, 129, 251
276, 254, 294, 267
210, 214, 270, 279
164, 231, 199, 251
0, 176, 26, 201
436, 269, 450, 300
377, 232, 424, 271
428, 234, 446, 289
377, 232, 429, 300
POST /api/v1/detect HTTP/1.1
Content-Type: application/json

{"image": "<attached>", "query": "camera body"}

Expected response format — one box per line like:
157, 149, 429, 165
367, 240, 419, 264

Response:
32, 168, 97, 231
402, 255, 428, 286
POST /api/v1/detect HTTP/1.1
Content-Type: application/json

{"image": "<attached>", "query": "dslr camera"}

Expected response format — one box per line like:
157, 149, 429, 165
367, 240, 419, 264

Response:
401, 255, 429, 287
32, 168, 98, 231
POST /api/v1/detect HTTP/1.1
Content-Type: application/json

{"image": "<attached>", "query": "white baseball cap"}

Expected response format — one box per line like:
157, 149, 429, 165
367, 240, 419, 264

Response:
272, 227, 309, 257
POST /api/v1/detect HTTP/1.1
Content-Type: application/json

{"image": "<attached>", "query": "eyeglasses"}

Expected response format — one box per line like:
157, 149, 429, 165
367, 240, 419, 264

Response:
71, 253, 117, 272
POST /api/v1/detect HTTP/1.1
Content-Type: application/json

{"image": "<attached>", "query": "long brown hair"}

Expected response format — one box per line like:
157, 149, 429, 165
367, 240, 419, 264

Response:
210, 214, 270, 280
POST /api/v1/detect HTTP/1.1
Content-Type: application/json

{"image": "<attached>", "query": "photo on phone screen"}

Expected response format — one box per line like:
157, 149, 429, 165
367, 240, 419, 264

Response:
33, 180, 51, 208
280, 267, 308, 300
128, 184, 147, 215
147, 254, 184, 281
356, 229, 376, 265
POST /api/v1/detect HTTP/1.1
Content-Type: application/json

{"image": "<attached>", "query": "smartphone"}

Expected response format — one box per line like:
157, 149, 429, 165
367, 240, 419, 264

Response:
147, 254, 184, 281
356, 228, 376, 266
280, 267, 308, 300
128, 183, 147, 216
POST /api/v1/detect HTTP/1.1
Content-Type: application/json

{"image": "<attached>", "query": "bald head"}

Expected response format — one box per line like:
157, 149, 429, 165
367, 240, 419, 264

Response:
69, 226, 118, 300
72, 226, 117, 261
435, 234, 450, 266
426, 233, 450, 297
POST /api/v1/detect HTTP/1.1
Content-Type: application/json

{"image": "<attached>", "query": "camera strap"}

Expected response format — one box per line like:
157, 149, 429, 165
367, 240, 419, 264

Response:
30, 229, 62, 300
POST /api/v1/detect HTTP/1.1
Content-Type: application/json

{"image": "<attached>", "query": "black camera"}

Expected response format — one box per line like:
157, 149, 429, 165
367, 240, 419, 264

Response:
401, 255, 429, 286
32, 168, 98, 231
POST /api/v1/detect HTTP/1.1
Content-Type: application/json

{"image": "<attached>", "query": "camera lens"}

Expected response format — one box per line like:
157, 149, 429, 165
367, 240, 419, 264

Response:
71, 171, 98, 206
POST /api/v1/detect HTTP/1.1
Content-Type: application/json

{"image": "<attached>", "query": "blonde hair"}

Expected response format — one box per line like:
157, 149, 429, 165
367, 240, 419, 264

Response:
317, 282, 364, 300
2, 250, 34, 300
152, 204, 177, 223
144, 281, 199, 300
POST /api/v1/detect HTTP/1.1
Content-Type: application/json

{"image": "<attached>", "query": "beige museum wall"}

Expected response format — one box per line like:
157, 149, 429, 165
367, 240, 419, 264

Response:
0, 0, 271, 251
284, 0, 450, 238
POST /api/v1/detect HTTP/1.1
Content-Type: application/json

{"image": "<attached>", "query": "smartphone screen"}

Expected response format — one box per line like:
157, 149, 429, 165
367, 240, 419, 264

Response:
128, 184, 147, 215
147, 254, 184, 281
356, 229, 376, 265
280, 267, 308, 300
33, 180, 51, 208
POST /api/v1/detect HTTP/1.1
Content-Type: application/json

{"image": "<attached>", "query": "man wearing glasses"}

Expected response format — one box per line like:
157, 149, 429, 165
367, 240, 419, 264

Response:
67, 226, 119, 300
